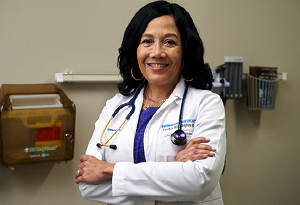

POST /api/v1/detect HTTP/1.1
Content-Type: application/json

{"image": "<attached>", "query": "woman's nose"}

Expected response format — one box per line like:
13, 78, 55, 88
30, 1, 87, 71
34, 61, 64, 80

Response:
150, 43, 166, 58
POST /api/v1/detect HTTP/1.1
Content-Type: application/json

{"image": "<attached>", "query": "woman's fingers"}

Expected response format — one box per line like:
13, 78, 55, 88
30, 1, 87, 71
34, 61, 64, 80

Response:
75, 155, 114, 184
175, 137, 216, 162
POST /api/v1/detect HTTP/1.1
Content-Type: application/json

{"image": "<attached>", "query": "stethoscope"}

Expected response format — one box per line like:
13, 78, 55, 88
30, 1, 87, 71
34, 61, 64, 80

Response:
96, 81, 188, 150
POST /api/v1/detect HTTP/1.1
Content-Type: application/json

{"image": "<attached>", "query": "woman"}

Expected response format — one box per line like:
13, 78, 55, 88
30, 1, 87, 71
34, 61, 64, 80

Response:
76, 1, 226, 204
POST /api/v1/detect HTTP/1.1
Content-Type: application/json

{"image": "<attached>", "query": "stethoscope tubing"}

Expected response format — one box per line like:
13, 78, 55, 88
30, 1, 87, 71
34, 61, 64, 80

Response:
98, 81, 188, 149
112, 83, 145, 120
178, 82, 188, 131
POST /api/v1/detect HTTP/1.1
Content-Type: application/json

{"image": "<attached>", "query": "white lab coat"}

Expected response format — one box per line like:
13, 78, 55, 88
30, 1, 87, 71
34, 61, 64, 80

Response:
79, 79, 226, 205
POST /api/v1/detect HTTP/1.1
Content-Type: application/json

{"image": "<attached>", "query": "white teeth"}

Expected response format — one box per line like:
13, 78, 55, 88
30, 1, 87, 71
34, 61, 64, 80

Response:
149, 64, 167, 68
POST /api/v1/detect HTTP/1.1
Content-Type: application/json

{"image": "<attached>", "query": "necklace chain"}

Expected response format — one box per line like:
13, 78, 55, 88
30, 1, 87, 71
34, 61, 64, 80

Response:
143, 89, 167, 109
143, 100, 161, 109
144, 91, 167, 103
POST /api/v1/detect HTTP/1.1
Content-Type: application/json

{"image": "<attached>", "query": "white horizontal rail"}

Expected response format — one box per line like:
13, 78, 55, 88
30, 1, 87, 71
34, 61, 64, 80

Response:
55, 73, 122, 83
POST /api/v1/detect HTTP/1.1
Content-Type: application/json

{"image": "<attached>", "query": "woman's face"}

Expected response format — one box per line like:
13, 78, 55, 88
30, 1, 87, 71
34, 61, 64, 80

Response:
137, 15, 183, 89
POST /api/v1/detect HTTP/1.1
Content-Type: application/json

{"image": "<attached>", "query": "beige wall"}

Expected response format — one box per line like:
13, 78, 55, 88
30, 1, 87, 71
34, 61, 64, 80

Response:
1, 1, 299, 204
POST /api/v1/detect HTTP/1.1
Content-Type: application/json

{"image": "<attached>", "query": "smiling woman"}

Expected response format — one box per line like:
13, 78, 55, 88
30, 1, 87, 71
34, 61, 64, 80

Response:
117, 1, 214, 96
76, 1, 226, 205
137, 15, 183, 104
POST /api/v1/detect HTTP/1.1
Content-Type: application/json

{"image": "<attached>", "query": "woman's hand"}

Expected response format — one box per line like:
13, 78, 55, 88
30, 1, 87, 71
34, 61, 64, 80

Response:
175, 137, 216, 162
75, 155, 115, 184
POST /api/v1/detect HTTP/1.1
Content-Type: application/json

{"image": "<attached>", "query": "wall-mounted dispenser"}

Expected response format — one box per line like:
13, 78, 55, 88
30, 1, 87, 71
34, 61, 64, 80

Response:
212, 56, 243, 105
224, 56, 243, 99
0, 84, 75, 168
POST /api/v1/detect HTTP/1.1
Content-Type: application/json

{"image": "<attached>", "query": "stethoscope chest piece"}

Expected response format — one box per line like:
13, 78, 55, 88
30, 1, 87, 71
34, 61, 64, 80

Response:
170, 130, 187, 146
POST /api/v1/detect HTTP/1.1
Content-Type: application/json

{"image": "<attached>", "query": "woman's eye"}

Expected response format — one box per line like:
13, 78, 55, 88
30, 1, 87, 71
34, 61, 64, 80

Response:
141, 39, 152, 45
165, 40, 176, 46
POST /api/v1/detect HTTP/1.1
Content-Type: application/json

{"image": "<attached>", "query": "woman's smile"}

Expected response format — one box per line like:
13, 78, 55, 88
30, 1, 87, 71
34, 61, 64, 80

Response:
147, 63, 169, 68
147, 63, 170, 71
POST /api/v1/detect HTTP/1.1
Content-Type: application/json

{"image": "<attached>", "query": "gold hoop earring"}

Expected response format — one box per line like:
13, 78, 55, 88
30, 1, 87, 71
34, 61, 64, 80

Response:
181, 64, 193, 82
181, 75, 194, 82
131, 67, 144, 81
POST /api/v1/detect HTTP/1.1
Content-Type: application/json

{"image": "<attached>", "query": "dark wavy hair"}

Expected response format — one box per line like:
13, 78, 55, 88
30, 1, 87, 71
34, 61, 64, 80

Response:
117, 0, 213, 96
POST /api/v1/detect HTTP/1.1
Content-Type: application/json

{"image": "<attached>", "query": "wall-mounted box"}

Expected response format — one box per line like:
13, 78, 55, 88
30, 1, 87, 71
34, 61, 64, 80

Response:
224, 56, 243, 99
0, 84, 75, 166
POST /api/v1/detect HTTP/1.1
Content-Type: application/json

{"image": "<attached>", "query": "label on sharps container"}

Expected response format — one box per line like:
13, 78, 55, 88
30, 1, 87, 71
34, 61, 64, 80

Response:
35, 121, 62, 148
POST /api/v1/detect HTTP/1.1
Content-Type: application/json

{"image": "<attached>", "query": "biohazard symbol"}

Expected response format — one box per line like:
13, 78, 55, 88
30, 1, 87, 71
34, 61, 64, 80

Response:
37, 129, 43, 135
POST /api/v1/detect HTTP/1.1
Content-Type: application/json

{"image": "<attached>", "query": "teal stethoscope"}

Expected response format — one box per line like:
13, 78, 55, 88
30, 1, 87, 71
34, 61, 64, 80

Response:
96, 82, 188, 150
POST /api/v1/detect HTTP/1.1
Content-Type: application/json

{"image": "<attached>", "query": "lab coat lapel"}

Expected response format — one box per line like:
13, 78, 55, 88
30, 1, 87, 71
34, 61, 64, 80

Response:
157, 78, 186, 111
172, 78, 186, 102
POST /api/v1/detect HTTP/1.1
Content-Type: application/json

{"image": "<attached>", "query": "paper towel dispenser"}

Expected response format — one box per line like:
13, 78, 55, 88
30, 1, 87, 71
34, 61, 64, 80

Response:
0, 84, 76, 166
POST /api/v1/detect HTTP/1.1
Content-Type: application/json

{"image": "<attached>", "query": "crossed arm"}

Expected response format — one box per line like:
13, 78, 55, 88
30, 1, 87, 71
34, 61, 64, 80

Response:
75, 137, 216, 184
